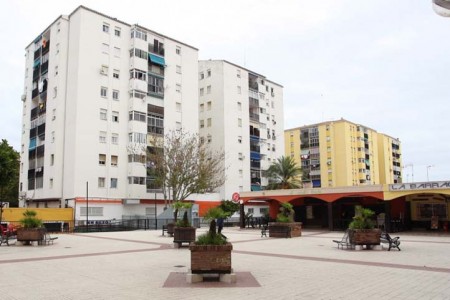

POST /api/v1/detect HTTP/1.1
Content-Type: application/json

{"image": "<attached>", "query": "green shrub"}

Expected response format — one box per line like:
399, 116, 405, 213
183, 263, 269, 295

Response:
19, 210, 43, 229
194, 232, 227, 245
276, 202, 294, 222
176, 211, 191, 227
348, 207, 375, 229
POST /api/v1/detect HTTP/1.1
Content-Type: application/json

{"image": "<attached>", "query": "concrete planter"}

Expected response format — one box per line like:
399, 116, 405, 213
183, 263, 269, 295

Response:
166, 223, 175, 236
189, 243, 233, 274
173, 227, 196, 246
268, 222, 302, 238
17, 228, 45, 242
349, 228, 381, 245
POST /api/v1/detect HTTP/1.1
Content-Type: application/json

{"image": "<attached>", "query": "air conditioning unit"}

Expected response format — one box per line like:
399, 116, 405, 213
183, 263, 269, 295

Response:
21, 94, 26, 101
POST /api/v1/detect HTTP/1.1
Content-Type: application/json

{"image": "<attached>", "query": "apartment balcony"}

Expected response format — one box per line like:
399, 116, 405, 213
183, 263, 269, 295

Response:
250, 161, 261, 169
33, 69, 40, 81
249, 89, 259, 101
40, 61, 48, 75
41, 40, 50, 55
30, 107, 39, 120
148, 43, 165, 56
249, 126, 260, 138
249, 112, 259, 122
249, 97, 259, 108
34, 48, 41, 60
32, 88, 39, 99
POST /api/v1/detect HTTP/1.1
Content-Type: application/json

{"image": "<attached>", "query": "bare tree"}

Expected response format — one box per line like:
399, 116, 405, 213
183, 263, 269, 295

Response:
147, 129, 226, 221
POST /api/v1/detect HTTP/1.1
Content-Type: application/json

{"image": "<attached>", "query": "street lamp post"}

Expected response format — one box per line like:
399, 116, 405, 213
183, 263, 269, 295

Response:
426, 165, 435, 181
239, 200, 245, 229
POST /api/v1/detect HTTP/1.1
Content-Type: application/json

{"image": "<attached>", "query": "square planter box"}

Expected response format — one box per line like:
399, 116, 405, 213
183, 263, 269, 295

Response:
189, 243, 233, 274
268, 222, 302, 238
349, 229, 381, 245
174, 227, 196, 245
17, 228, 45, 242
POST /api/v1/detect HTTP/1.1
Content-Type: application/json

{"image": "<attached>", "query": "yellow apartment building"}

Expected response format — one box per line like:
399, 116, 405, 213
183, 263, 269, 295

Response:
285, 119, 402, 188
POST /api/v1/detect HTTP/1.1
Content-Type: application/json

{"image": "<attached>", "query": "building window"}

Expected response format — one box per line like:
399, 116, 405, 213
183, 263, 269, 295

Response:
128, 176, 146, 185
207, 86, 211, 94
50, 154, 54, 166
112, 90, 119, 100
207, 69, 211, 77
103, 24, 109, 33
111, 155, 118, 167
207, 134, 212, 143
146, 207, 156, 216
247, 208, 254, 214
200, 88, 204, 96
101, 87, 107, 98
237, 69, 241, 78
110, 178, 118, 188
100, 109, 107, 120
200, 103, 204, 112
114, 28, 121, 37
49, 178, 53, 189
81, 207, 103, 216
237, 86, 241, 94
113, 47, 120, 57
102, 43, 109, 54
55, 66, 58, 76
98, 177, 105, 188
207, 118, 212, 127
238, 136, 242, 143
238, 118, 242, 127
176, 65, 181, 74
99, 154, 106, 165
176, 84, 181, 93
113, 70, 120, 79
237, 102, 242, 111
112, 111, 119, 122
53, 87, 57, 98
176, 46, 181, 55
200, 72, 204, 80
207, 101, 211, 110
200, 120, 204, 128
112, 133, 118, 144
176, 102, 181, 112
176, 122, 181, 130
99, 131, 106, 143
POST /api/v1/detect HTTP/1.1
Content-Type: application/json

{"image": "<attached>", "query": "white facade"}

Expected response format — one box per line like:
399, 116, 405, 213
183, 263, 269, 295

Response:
198, 60, 284, 200
19, 6, 199, 221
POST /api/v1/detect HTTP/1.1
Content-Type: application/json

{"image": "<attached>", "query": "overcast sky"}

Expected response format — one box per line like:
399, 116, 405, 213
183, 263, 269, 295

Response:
1, 0, 449, 183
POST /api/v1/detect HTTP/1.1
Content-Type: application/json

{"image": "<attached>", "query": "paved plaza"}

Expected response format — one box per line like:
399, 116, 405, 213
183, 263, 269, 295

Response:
0, 227, 449, 300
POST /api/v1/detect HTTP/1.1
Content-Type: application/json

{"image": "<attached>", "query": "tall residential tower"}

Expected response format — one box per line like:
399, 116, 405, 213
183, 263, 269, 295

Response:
19, 6, 199, 220
198, 60, 284, 200
285, 119, 402, 188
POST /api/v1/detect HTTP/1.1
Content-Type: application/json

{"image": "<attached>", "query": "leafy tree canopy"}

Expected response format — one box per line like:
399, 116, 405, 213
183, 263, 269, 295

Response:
265, 156, 302, 190
147, 129, 226, 220
0, 139, 19, 207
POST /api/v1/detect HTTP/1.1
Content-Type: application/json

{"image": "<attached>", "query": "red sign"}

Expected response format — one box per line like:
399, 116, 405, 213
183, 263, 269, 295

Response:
232, 192, 240, 203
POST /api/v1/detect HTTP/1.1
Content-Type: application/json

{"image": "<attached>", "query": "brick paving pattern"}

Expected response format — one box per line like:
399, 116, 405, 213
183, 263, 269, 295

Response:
0, 228, 449, 299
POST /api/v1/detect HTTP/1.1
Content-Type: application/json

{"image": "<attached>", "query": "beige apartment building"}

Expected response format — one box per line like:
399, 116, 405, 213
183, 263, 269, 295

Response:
285, 119, 402, 188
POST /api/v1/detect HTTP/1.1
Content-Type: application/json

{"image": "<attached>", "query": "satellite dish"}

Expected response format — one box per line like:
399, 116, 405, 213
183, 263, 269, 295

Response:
432, 0, 450, 17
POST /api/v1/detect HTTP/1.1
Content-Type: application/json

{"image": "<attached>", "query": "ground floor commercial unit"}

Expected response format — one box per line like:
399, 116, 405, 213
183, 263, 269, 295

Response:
240, 181, 450, 232
20, 192, 268, 228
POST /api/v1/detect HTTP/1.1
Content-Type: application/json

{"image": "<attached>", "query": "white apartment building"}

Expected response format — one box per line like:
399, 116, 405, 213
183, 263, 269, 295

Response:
19, 6, 199, 222
198, 60, 284, 204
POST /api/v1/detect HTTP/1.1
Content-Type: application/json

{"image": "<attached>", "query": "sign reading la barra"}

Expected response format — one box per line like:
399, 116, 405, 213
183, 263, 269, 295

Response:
389, 181, 450, 191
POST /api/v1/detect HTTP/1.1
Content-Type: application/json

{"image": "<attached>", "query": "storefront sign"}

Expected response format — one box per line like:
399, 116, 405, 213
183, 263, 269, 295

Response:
389, 181, 450, 191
